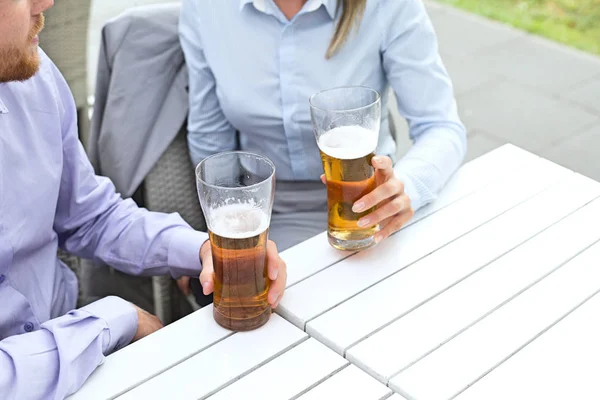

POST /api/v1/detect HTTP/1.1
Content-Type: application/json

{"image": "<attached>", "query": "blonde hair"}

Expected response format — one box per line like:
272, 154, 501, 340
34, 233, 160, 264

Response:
326, 0, 367, 59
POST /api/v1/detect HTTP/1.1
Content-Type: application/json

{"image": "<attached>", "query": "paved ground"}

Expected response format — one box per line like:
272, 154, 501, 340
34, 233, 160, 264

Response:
88, 0, 600, 181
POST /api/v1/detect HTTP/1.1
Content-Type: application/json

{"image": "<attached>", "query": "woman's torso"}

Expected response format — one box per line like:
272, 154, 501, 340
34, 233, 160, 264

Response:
193, 0, 396, 181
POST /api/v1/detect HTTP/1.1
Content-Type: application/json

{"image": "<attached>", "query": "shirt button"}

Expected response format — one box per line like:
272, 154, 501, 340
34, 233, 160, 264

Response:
0, 274, 5, 284
24, 322, 34, 332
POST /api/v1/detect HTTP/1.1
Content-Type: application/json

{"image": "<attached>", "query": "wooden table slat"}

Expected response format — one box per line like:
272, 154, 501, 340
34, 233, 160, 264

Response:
281, 231, 348, 287
71, 146, 600, 400
296, 364, 392, 400
406, 144, 538, 229
282, 144, 539, 287
456, 292, 600, 400
117, 314, 307, 400
208, 338, 349, 400
349, 194, 600, 384
310, 173, 600, 355
69, 305, 232, 400
390, 240, 600, 400
277, 157, 570, 329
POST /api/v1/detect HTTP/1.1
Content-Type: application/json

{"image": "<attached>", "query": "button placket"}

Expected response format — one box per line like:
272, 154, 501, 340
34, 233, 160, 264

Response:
279, 24, 307, 179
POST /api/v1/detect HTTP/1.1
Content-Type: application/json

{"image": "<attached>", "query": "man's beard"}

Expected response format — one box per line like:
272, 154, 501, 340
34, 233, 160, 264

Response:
0, 14, 45, 83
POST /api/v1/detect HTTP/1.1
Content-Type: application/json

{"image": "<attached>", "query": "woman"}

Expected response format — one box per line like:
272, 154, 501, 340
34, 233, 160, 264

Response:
179, 0, 466, 252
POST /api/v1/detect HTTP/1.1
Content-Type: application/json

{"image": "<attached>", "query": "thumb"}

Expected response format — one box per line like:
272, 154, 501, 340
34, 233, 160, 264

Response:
372, 156, 394, 183
266, 240, 280, 280
199, 241, 214, 295
320, 174, 326, 185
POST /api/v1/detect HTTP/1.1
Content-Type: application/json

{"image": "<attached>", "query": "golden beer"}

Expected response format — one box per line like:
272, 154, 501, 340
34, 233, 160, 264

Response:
208, 204, 271, 331
318, 125, 379, 251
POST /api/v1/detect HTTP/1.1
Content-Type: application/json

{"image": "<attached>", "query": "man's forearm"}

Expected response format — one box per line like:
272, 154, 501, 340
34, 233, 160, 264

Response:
57, 188, 207, 278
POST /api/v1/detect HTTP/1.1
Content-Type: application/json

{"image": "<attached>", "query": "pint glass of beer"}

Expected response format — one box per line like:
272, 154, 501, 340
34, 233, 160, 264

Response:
196, 152, 275, 331
309, 86, 381, 251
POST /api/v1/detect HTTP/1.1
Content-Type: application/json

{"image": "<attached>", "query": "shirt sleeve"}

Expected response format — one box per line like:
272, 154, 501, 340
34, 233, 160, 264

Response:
179, 0, 238, 167
381, 0, 467, 211
47, 54, 207, 279
0, 296, 137, 400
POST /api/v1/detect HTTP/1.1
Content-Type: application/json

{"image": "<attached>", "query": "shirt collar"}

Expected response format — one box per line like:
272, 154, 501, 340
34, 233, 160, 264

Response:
240, 0, 264, 12
321, 0, 338, 19
240, 0, 337, 19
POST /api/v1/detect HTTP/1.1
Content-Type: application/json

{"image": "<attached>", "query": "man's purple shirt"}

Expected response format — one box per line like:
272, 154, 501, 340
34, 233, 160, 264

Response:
0, 49, 206, 399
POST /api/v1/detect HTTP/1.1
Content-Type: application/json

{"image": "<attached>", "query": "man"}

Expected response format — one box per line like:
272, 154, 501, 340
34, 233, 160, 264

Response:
0, 1, 287, 399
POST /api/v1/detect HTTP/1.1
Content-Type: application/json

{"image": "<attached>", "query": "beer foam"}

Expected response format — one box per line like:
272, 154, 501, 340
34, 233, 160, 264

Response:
210, 203, 269, 239
317, 125, 378, 160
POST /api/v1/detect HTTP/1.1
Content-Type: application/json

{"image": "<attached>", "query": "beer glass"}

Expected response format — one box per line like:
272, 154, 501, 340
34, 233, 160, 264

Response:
196, 152, 275, 331
309, 86, 381, 251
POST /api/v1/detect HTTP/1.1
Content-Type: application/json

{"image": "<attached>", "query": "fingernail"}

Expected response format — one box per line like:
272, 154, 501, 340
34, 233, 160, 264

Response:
357, 217, 370, 227
270, 269, 279, 280
373, 156, 383, 164
374, 234, 382, 244
353, 202, 365, 213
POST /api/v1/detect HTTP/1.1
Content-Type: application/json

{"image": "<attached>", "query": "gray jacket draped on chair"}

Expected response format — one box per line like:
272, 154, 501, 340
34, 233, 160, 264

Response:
82, 3, 200, 323
88, 2, 188, 198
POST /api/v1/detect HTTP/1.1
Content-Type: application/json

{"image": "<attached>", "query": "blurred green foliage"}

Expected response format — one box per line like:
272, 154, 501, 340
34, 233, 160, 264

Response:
436, 0, 600, 55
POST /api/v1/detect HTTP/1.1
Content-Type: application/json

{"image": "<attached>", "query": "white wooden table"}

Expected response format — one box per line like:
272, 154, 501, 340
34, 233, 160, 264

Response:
71, 145, 600, 400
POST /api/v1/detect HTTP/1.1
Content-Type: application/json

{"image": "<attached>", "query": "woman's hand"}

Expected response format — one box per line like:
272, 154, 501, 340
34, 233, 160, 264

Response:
322, 155, 414, 244
355, 156, 414, 242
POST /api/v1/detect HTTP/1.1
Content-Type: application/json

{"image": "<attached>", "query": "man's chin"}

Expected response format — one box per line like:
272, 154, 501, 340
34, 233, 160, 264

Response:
0, 48, 41, 83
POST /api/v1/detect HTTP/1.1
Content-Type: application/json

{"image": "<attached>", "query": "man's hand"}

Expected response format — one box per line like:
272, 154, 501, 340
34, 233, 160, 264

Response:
177, 276, 191, 296
320, 155, 414, 244
131, 304, 163, 342
198, 240, 287, 308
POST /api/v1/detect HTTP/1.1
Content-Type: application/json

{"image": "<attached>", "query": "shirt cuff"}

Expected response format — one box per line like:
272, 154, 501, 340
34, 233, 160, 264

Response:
80, 296, 138, 355
393, 167, 425, 212
166, 227, 208, 278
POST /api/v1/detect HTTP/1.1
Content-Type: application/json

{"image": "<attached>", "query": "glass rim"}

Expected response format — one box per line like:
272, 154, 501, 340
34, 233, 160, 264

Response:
309, 85, 381, 113
195, 151, 276, 191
